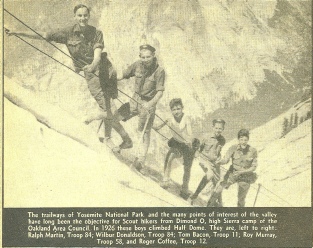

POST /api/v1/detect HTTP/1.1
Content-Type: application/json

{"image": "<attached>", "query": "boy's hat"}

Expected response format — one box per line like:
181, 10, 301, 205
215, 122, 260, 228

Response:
140, 44, 156, 53
213, 119, 226, 125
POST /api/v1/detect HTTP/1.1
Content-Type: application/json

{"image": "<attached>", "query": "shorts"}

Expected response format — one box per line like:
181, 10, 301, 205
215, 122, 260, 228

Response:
99, 53, 118, 99
117, 95, 156, 133
167, 138, 195, 167
83, 53, 117, 111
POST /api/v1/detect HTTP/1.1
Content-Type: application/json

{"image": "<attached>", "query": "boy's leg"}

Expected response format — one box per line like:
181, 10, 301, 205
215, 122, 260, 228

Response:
83, 70, 118, 147
84, 61, 131, 151
213, 165, 223, 207
83, 70, 109, 123
207, 183, 224, 207
180, 147, 195, 199
98, 55, 117, 140
190, 176, 209, 201
237, 181, 250, 207
190, 160, 214, 201
103, 96, 113, 138
163, 149, 176, 180
110, 103, 134, 151
134, 106, 156, 167
161, 148, 179, 188
181, 163, 192, 199
207, 171, 234, 207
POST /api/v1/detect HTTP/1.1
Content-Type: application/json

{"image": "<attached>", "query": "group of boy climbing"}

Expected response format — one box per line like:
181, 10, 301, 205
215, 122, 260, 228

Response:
6, 4, 258, 207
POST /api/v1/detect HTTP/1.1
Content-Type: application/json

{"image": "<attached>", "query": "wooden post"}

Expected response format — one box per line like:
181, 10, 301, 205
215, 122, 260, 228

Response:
253, 183, 262, 207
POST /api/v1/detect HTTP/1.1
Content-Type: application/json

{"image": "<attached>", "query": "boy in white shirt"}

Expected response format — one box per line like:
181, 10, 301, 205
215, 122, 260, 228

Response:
154, 98, 199, 199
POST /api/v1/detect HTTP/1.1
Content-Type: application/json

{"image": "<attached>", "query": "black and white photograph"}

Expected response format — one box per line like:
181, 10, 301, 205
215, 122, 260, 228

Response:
2, 0, 312, 247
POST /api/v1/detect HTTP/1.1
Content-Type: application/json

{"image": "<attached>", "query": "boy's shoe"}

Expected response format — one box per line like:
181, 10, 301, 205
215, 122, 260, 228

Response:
207, 200, 217, 207
119, 137, 133, 150
160, 180, 170, 189
188, 195, 197, 205
215, 200, 223, 207
179, 191, 190, 200
112, 137, 133, 153
84, 113, 106, 124
132, 158, 143, 171
139, 167, 149, 176
112, 146, 121, 153
103, 137, 116, 150
207, 195, 218, 207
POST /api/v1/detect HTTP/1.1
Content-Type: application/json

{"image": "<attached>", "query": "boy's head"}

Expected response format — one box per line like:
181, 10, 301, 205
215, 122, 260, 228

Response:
74, 4, 90, 26
237, 129, 249, 148
212, 119, 225, 137
169, 98, 184, 119
139, 45, 156, 67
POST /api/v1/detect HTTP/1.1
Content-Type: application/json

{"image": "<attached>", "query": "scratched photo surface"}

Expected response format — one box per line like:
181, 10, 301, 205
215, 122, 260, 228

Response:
3, 0, 311, 207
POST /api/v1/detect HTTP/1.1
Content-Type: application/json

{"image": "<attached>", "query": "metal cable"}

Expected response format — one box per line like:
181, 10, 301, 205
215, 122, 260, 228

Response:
4, 10, 294, 206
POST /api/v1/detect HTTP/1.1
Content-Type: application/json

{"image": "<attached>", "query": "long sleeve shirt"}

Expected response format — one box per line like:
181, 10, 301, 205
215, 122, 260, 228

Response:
220, 144, 258, 171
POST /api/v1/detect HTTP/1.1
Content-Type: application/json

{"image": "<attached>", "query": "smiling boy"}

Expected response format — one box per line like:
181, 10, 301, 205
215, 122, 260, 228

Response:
154, 98, 199, 199
189, 119, 226, 206
207, 129, 258, 207
110, 45, 165, 173
5, 4, 119, 143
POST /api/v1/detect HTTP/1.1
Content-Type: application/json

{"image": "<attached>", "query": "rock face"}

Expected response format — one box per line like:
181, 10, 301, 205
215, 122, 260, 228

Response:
221, 98, 312, 207
4, 96, 189, 208
5, 87, 309, 207
4, 1, 311, 119
181, 98, 311, 207
99, 0, 311, 114
3, 0, 311, 207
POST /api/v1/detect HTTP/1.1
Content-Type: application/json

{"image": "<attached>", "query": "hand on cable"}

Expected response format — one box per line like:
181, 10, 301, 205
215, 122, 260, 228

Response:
4, 28, 15, 36
192, 138, 200, 151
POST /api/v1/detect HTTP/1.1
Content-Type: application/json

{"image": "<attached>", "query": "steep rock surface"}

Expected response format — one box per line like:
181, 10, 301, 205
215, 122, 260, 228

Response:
4, 0, 311, 119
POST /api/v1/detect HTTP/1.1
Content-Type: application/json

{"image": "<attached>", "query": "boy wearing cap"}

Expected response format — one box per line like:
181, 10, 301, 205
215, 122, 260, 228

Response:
154, 98, 199, 199
189, 119, 226, 206
207, 129, 258, 207
111, 44, 165, 172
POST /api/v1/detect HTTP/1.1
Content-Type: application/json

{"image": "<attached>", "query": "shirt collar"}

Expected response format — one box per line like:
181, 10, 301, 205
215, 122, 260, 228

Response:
73, 24, 92, 35
210, 133, 217, 138
211, 133, 223, 139
73, 24, 82, 33
237, 144, 250, 153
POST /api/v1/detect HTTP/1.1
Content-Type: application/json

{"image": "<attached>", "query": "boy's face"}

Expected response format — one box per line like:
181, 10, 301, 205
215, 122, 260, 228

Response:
140, 50, 155, 67
171, 105, 183, 119
74, 7, 90, 26
238, 136, 249, 149
213, 123, 224, 137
